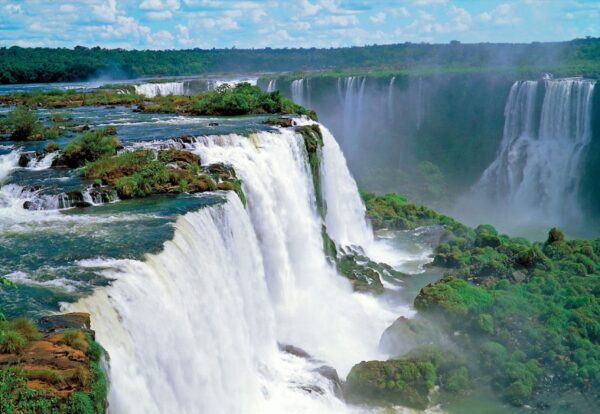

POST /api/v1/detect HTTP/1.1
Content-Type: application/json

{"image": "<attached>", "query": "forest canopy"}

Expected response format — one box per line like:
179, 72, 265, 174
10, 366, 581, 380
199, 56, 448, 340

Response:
1, 37, 600, 84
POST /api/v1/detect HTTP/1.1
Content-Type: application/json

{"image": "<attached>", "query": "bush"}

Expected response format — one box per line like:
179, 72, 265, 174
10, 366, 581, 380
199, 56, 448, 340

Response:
2, 105, 43, 140
10, 318, 41, 341
62, 329, 89, 352
0, 330, 28, 353
63, 128, 120, 167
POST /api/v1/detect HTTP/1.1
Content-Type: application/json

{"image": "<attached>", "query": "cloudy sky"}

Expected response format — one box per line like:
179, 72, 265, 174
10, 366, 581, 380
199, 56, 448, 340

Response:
0, 0, 598, 50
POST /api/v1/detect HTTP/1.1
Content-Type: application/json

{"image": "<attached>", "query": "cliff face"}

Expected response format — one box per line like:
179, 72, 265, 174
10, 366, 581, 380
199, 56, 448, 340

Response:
0, 312, 107, 413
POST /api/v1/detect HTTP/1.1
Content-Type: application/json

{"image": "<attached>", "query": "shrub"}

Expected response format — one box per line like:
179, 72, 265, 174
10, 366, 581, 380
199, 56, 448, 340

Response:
0, 330, 28, 353
63, 128, 120, 167
44, 140, 59, 152
62, 329, 89, 352
2, 105, 43, 140
10, 318, 41, 341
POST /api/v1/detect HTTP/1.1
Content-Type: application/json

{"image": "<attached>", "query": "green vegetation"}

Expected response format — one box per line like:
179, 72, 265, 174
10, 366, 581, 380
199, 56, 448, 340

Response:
298, 124, 324, 216
2, 37, 600, 84
0, 314, 107, 414
0, 89, 141, 108
361, 191, 466, 235
0, 84, 310, 118
362, 193, 600, 409
82, 147, 247, 204
0, 105, 73, 141
84, 149, 209, 199
61, 128, 120, 167
185, 83, 305, 116
345, 359, 436, 409
1, 105, 43, 140
0, 318, 41, 353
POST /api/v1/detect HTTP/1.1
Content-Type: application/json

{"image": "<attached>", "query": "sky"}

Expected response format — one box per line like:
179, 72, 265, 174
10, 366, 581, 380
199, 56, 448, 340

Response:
0, 0, 599, 50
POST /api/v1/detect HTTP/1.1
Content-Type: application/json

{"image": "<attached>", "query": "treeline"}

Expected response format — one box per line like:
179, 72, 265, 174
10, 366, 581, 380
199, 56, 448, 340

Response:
1, 37, 600, 84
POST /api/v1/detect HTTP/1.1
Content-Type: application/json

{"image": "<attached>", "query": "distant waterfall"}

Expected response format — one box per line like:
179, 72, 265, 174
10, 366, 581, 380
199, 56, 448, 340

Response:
291, 79, 310, 107
266, 79, 277, 92
134, 82, 186, 98
472, 78, 596, 228
387, 76, 396, 118
337, 77, 367, 160
72, 126, 404, 414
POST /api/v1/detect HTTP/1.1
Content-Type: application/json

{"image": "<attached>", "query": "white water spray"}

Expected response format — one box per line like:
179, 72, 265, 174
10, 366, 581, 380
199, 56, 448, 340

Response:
0, 149, 20, 183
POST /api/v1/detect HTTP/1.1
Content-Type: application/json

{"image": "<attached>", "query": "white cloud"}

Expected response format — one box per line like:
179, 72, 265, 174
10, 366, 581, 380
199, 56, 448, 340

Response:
477, 3, 521, 26
101, 15, 152, 41
5, 3, 23, 15
176, 24, 192, 44
316, 15, 358, 27
369, 12, 386, 24
250, 8, 267, 23
405, 5, 471, 35
201, 16, 239, 30
298, 0, 321, 16
147, 10, 173, 20
92, 0, 118, 23
140, 0, 180, 11
59, 4, 77, 13
151, 30, 175, 45
391, 8, 410, 18
414, 0, 448, 5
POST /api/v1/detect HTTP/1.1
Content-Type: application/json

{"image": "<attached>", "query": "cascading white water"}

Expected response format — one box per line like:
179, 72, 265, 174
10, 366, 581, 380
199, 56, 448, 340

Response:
387, 76, 396, 118
71, 198, 278, 414
134, 82, 186, 98
26, 152, 58, 170
470, 78, 596, 229
337, 77, 367, 159
0, 149, 20, 183
189, 128, 401, 372
291, 79, 310, 107
68, 125, 421, 414
267, 79, 277, 92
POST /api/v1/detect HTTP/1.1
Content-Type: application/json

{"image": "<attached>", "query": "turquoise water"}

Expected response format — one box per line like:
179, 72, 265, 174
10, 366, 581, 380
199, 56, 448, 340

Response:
0, 103, 276, 318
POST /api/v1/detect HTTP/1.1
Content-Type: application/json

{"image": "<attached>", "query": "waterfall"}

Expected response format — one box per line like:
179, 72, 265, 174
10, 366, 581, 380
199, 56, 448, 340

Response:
134, 82, 186, 98
291, 79, 310, 107
69, 125, 410, 413
471, 78, 596, 228
337, 77, 367, 160
387, 76, 396, 118
0, 149, 20, 183
267, 79, 277, 92
26, 152, 58, 170
71, 198, 277, 414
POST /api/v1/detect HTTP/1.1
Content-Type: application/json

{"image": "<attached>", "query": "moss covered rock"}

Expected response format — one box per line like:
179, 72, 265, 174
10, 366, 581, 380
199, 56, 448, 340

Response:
344, 359, 436, 409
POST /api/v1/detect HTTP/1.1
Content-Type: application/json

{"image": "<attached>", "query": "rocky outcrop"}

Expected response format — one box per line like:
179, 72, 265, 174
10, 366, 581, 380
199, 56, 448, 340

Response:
0, 313, 107, 412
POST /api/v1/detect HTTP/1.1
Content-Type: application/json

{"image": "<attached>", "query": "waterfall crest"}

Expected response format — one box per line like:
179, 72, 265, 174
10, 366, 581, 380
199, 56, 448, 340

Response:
467, 78, 596, 230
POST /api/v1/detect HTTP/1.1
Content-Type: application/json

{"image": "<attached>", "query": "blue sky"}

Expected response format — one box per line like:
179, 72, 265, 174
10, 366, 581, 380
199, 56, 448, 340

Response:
0, 0, 599, 49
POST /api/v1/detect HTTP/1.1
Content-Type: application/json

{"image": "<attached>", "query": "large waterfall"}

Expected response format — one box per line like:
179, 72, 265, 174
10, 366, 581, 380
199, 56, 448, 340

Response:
467, 78, 596, 230
71, 124, 409, 414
